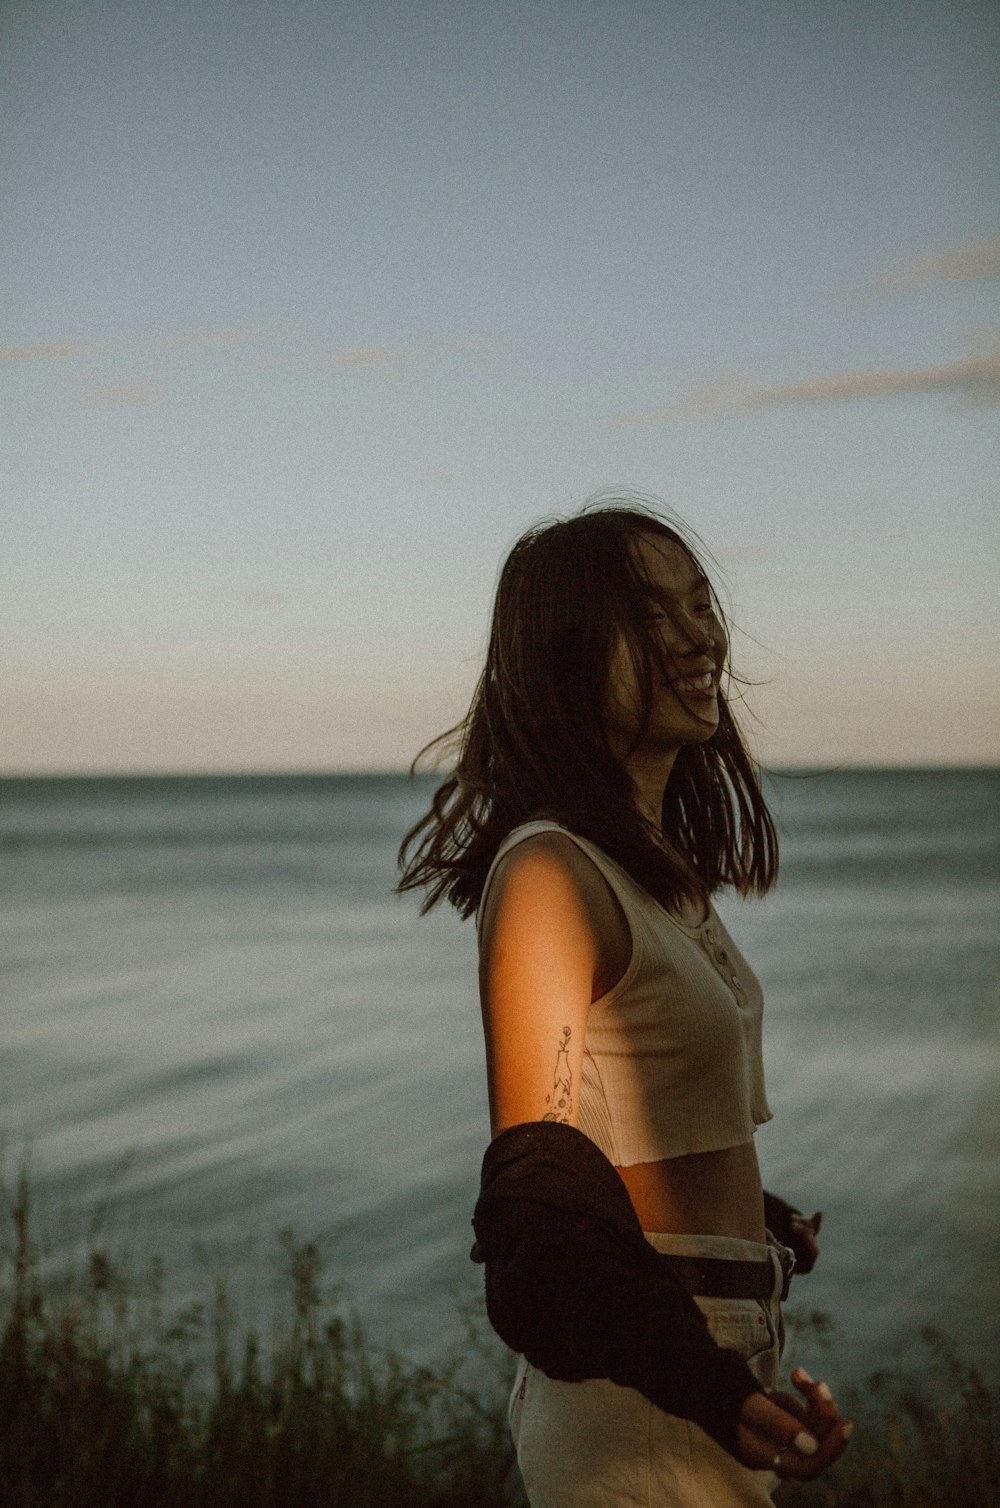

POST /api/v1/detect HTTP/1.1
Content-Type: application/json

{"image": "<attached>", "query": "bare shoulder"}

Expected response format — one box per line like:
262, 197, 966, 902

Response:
480, 831, 630, 998
481, 830, 607, 932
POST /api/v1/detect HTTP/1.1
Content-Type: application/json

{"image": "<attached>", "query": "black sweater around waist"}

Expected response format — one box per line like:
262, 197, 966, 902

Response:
471, 1121, 800, 1458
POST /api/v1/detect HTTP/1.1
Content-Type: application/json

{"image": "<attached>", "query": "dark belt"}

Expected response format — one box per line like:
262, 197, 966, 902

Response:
656, 1248, 794, 1302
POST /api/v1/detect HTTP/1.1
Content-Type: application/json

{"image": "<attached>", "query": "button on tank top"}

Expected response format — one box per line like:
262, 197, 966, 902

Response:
477, 820, 773, 1166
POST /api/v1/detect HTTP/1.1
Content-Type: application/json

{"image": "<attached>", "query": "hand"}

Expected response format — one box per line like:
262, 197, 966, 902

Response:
786, 1209, 822, 1274
737, 1366, 852, 1479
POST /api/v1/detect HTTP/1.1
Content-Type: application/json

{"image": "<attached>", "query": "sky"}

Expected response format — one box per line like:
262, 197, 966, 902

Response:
3, 0, 998, 773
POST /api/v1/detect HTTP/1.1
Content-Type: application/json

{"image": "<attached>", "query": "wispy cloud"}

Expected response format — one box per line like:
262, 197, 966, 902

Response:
163, 327, 258, 350
335, 343, 408, 369
612, 352, 1000, 426
239, 341, 435, 383
875, 234, 1000, 293
237, 336, 495, 383
0, 340, 102, 364
334, 338, 494, 366
75, 380, 161, 407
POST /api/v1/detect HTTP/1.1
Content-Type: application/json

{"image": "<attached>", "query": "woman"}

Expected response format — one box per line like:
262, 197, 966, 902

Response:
399, 499, 851, 1505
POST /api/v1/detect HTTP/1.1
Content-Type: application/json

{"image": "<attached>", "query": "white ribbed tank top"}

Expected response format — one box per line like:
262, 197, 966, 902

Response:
477, 820, 773, 1166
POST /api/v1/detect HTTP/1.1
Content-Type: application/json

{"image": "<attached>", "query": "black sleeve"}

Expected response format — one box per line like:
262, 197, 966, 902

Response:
762, 1190, 802, 1249
474, 1195, 764, 1458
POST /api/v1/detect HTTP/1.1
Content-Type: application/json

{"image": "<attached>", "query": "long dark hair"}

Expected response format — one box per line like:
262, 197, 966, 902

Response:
397, 497, 778, 918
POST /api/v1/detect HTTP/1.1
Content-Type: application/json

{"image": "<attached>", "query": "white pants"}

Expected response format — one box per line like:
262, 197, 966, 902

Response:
508, 1231, 786, 1507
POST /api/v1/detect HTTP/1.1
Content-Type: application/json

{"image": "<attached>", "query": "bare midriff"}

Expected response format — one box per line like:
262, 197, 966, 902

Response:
615, 1140, 766, 1241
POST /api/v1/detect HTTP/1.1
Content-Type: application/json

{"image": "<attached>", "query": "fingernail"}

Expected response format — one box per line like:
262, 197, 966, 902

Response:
794, 1368, 814, 1384
843, 1421, 854, 1440
817, 1382, 833, 1402
793, 1431, 819, 1456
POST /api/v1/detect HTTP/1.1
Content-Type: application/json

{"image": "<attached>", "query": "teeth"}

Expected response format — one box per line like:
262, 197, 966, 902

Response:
678, 672, 714, 691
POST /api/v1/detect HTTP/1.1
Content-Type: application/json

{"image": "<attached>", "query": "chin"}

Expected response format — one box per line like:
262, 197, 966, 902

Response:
667, 711, 720, 746
644, 725, 717, 759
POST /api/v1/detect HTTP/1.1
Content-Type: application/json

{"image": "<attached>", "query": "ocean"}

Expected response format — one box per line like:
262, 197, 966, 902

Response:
2, 769, 998, 1392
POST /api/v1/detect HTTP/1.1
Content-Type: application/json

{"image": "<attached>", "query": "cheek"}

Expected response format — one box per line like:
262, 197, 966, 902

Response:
604, 639, 642, 729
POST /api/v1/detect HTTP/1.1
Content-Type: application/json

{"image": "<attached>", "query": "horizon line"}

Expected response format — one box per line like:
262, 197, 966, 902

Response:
1, 761, 996, 781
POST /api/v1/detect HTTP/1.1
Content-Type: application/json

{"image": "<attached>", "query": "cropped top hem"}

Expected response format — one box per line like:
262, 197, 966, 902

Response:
479, 820, 773, 1167
610, 1126, 759, 1169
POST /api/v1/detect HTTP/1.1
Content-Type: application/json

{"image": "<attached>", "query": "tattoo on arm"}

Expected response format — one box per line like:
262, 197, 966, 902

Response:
541, 1026, 573, 1123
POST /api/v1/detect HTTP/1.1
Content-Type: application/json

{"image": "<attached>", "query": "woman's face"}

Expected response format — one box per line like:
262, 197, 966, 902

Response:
605, 532, 726, 756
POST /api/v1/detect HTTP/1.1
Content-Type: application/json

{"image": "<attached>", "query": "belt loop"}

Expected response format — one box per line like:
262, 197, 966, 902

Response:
766, 1229, 795, 1302
779, 1245, 795, 1302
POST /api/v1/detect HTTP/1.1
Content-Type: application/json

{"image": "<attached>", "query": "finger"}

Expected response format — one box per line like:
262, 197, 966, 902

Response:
792, 1367, 842, 1429
790, 1372, 840, 1441
739, 1427, 789, 1472
739, 1393, 820, 1459
774, 1418, 853, 1481
767, 1390, 807, 1425
740, 1424, 818, 1475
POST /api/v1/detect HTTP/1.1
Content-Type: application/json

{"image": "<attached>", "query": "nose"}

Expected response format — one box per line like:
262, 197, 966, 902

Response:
660, 605, 723, 662
683, 616, 716, 653
680, 617, 724, 669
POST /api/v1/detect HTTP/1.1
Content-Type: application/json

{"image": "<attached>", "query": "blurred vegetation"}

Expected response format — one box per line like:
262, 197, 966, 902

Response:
1, 1155, 995, 1507
775, 1316, 998, 1506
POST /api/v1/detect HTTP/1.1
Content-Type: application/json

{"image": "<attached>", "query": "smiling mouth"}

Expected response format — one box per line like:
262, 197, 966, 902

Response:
673, 671, 716, 694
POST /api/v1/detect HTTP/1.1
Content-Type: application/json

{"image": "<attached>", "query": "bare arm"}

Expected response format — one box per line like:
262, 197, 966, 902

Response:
478, 833, 625, 1137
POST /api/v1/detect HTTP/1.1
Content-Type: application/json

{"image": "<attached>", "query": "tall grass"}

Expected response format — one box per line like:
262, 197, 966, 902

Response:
775, 1324, 999, 1507
1, 1155, 995, 1507
0, 1157, 522, 1507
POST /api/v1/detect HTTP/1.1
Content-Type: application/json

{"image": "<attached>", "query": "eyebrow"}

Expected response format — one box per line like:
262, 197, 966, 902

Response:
644, 571, 711, 601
